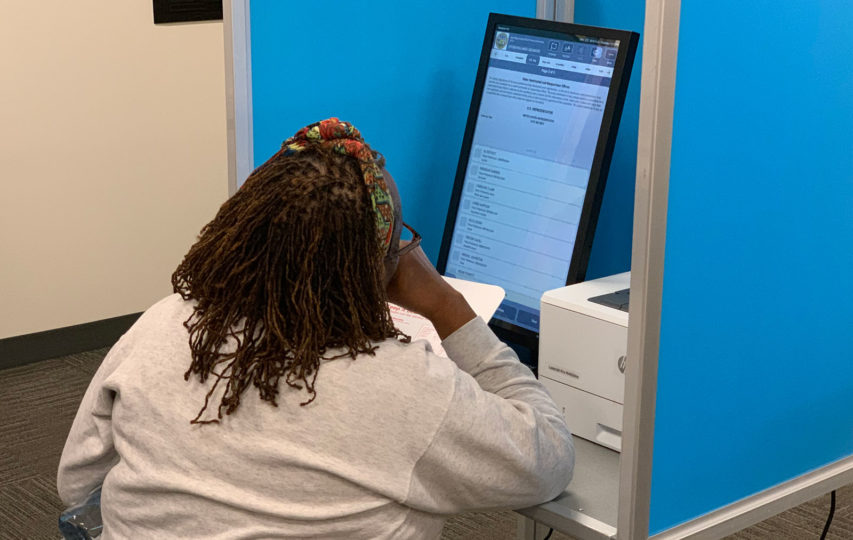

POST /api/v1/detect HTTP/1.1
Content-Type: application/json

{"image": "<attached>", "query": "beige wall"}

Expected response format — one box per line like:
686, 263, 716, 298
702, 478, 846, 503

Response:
0, 3, 228, 338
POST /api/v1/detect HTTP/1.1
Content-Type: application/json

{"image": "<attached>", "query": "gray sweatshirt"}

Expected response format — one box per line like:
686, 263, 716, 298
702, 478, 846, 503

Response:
58, 294, 574, 539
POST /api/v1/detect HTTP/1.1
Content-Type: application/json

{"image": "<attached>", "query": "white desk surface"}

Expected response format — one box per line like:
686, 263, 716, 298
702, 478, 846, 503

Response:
517, 437, 620, 540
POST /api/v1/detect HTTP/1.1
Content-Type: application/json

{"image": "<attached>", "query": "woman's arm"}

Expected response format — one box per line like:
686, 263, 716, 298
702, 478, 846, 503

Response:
57, 335, 129, 506
404, 317, 574, 513
385, 246, 476, 339
387, 248, 574, 513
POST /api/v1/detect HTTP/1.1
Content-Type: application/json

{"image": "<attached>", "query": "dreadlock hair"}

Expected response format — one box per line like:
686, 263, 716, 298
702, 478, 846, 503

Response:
171, 146, 407, 424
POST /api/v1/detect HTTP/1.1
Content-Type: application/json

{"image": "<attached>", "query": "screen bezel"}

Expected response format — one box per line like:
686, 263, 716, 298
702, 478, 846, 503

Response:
436, 13, 639, 349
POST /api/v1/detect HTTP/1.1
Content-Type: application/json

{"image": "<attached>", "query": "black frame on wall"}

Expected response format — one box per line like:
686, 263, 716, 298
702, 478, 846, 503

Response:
153, 0, 223, 24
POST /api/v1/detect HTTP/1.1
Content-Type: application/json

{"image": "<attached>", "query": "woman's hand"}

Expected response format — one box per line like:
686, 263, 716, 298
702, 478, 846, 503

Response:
386, 246, 476, 340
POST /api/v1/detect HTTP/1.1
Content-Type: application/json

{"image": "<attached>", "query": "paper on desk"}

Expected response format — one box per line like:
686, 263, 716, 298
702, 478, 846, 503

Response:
388, 276, 505, 357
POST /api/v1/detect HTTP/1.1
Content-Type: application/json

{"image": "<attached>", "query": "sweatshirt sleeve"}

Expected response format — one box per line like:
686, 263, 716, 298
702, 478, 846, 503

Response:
56, 333, 130, 506
404, 317, 574, 514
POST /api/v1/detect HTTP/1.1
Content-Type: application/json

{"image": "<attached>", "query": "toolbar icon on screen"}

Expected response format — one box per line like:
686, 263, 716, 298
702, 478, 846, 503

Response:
494, 32, 509, 50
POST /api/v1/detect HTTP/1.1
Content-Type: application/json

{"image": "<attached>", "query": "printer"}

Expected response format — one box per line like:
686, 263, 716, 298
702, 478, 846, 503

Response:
538, 272, 629, 452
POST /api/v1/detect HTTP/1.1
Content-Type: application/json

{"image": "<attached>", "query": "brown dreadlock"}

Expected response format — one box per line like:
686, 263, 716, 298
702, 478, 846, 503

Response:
171, 147, 407, 424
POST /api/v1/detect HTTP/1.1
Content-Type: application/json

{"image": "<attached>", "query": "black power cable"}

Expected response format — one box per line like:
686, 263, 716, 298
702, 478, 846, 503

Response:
819, 490, 836, 540
542, 528, 553, 540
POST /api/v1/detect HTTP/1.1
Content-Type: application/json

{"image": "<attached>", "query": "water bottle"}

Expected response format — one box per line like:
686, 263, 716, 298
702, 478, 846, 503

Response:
58, 485, 102, 539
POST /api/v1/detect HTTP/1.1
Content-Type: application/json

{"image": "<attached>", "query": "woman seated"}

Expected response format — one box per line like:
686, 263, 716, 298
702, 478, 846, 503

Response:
57, 118, 574, 539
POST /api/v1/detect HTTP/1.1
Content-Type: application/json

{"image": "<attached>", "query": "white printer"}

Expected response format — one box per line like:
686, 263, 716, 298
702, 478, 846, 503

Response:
538, 272, 629, 452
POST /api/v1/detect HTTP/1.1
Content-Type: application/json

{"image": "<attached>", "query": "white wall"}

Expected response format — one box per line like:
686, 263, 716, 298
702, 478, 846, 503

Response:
0, 3, 229, 338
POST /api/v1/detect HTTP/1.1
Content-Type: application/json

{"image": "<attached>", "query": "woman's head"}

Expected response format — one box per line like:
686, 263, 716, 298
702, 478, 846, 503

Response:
172, 119, 407, 423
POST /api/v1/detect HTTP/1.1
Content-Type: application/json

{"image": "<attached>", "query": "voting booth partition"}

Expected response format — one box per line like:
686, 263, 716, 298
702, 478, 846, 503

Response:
624, 1, 853, 538
225, 1, 853, 538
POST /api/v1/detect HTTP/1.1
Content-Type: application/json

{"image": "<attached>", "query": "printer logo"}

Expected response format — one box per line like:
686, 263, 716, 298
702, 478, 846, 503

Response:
617, 355, 627, 374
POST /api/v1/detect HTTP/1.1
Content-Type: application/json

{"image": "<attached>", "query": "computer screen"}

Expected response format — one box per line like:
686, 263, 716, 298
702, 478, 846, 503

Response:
438, 14, 638, 345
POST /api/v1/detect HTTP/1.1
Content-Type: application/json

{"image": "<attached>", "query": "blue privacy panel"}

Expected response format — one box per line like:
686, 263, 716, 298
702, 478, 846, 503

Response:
573, 2, 644, 279
650, 2, 853, 534
250, 1, 535, 262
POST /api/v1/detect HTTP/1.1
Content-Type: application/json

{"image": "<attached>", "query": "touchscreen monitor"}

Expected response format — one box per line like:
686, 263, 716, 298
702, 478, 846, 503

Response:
437, 14, 638, 348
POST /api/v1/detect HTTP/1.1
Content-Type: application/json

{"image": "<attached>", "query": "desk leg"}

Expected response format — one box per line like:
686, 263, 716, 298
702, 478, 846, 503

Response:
516, 515, 552, 539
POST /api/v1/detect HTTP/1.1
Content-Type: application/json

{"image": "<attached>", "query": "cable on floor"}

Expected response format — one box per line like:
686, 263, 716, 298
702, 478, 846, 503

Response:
819, 490, 836, 540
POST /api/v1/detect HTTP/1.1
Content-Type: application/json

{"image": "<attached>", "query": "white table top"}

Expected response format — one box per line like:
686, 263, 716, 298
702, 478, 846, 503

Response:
517, 437, 620, 540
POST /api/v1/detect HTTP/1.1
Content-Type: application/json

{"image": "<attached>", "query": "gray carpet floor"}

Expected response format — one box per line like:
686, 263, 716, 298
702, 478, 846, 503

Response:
0, 350, 849, 540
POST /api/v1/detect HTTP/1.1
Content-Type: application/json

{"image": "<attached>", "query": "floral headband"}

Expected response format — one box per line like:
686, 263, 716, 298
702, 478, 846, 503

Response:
281, 118, 395, 251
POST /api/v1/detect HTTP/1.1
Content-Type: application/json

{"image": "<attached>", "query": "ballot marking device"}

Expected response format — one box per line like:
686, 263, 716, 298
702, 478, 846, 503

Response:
437, 13, 638, 356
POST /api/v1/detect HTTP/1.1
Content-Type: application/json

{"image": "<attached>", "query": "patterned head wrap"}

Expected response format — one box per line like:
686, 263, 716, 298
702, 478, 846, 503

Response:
281, 118, 396, 252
